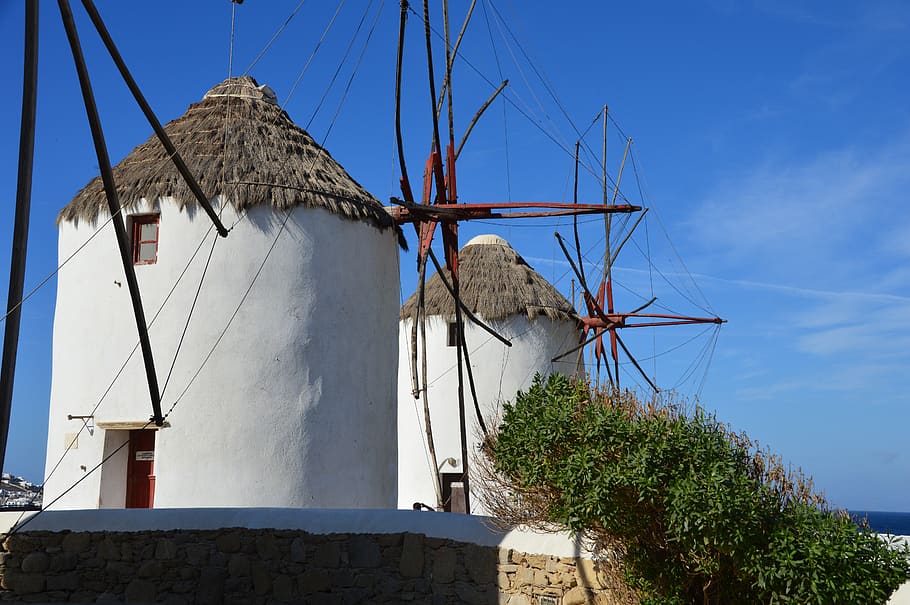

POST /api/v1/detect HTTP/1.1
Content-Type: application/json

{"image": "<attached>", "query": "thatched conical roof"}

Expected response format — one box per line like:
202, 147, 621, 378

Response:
59, 76, 399, 237
400, 234, 576, 322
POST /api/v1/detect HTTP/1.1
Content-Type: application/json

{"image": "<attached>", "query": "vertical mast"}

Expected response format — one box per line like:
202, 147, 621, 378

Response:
0, 0, 40, 473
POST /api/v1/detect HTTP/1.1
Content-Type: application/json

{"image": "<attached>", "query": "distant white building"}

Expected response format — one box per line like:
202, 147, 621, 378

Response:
397, 234, 582, 513
45, 77, 402, 510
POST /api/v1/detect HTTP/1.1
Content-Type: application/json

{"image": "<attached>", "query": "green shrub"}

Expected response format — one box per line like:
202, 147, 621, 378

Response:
482, 374, 909, 604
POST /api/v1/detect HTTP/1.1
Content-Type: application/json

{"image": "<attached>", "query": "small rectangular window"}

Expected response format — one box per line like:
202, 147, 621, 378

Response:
131, 215, 160, 265
447, 321, 460, 347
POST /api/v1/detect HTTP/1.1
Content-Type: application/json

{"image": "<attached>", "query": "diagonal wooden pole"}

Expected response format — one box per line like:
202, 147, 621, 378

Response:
0, 0, 40, 474
58, 0, 164, 426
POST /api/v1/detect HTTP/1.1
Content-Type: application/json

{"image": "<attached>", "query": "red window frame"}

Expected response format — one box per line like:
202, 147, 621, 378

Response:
131, 214, 160, 265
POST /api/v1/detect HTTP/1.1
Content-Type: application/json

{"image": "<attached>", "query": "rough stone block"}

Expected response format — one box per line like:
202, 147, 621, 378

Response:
533, 569, 548, 586
290, 537, 307, 563
20, 552, 49, 573
46, 571, 80, 591
255, 534, 279, 560
155, 538, 178, 560
184, 543, 210, 565
297, 568, 333, 594
137, 559, 163, 578
98, 538, 121, 561
376, 574, 402, 595
497, 572, 511, 589
515, 566, 535, 587
69, 590, 98, 602
399, 533, 424, 578
378, 533, 402, 547
563, 586, 592, 605
62, 532, 91, 553
228, 553, 250, 577
464, 544, 496, 584
431, 549, 456, 584
311, 592, 344, 605
3, 535, 39, 554
498, 564, 519, 573
348, 536, 381, 568
251, 562, 271, 596
332, 567, 355, 588
455, 581, 497, 605
197, 566, 227, 605
498, 548, 511, 565
6, 571, 45, 594
224, 576, 252, 594
120, 540, 135, 562
314, 541, 341, 568
215, 533, 242, 554
272, 574, 295, 601
124, 578, 158, 603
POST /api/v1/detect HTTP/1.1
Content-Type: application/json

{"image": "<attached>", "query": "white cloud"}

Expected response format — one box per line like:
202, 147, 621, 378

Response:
686, 133, 910, 287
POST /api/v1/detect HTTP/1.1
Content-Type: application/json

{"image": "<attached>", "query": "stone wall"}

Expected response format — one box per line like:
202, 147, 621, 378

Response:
0, 528, 635, 604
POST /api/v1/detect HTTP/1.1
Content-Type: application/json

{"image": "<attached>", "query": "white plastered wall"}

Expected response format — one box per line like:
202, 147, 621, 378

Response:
45, 199, 399, 510
397, 313, 581, 513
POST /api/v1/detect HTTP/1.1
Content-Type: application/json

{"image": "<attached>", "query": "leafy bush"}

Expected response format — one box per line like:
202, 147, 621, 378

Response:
481, 374, 909, 604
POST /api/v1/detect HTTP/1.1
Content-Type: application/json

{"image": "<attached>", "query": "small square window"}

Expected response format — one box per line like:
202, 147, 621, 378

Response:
131, 215, 160, 265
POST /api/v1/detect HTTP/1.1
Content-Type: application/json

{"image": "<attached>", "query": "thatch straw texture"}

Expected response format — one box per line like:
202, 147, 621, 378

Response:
59, 76, 400, 238
400, 235, 576, 322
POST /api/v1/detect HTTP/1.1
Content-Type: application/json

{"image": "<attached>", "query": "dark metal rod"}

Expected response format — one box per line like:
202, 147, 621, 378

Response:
455, 79, 507, 160
0, 0, 40, 474
552, 325, 615, 363
452, 271, 471, 514
555, 232, 599, 312
629, 296, 657, 315
615, 333, 659, 392
459, 333, 487, 436
571, 142, 588, 289
58, 0, 164, 426
422, 0, 444, 160
434, 0, 476, 120
80, 0, 228, 238
610, 208, 648, 267
428, 249, 511, 347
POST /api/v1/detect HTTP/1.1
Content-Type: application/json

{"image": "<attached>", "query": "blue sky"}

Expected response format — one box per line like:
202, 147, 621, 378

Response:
1, 1, 908, 511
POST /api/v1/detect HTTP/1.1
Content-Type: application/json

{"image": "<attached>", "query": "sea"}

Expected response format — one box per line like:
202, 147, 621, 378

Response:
851, 511, 910, 536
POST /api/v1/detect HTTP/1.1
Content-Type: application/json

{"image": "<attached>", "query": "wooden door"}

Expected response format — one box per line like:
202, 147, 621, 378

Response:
126, 430, 155, 508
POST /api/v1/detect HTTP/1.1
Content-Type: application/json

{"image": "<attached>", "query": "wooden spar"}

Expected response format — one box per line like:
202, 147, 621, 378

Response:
388, 200, 641, 224
80, 0, 228, 238
435, 0, 477, 120
455, 80, 508, 160
0, 0, 39, 474
395, 0, 414, 203
58, 0, 164, 426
